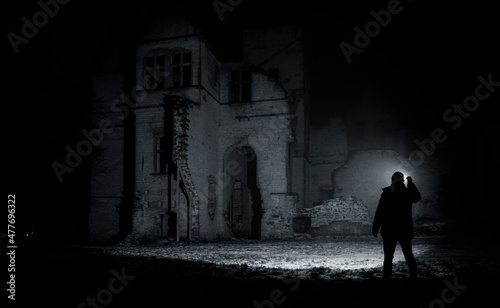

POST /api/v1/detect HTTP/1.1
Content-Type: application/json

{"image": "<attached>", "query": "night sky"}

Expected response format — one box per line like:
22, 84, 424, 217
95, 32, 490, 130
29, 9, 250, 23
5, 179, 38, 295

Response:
3, 0, 499, 241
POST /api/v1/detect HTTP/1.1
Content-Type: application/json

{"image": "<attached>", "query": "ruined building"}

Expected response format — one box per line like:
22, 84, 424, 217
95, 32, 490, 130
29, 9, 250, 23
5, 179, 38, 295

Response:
90, 14, 312, 242
89, 14, 445, 243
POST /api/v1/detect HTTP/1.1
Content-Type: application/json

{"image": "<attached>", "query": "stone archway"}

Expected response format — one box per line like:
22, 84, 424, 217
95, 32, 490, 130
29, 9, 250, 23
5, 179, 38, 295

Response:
226, 146, 262, 239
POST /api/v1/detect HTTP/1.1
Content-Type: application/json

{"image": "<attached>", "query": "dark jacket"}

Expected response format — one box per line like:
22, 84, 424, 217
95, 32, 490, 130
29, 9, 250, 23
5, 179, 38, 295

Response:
372, 181, 421, 239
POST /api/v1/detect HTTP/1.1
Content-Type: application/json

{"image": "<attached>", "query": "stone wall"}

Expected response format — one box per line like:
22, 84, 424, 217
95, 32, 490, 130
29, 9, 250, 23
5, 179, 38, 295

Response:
309, 116, 348, 206
218, 68, 294, 240
89, 71, 125, 243
242, 25, 310, 209
88, 198, 120, 243
183, 93, 220, 240
263, 194, 299, 239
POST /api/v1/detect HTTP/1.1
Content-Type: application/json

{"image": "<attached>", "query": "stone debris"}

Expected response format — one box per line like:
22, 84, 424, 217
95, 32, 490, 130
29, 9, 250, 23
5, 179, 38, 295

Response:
295, 196, 370, 228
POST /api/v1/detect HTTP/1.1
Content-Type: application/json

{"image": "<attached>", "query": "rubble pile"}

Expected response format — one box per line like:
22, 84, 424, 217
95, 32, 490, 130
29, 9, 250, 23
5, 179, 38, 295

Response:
295, 196, 370, 228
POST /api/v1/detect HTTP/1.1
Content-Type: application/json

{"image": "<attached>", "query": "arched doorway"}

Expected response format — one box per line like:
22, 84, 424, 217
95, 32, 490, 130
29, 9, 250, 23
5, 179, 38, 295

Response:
226, 146, 262, 239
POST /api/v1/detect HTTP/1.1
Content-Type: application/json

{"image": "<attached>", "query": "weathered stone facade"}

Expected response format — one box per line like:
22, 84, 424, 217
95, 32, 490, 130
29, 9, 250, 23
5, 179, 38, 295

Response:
89, 15, 310, 243
89, 14, 446, 243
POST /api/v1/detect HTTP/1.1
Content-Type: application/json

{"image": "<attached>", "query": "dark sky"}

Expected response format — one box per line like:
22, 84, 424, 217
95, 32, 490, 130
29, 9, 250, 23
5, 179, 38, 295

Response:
4, 0, 498, 138
3, 0, 499, 239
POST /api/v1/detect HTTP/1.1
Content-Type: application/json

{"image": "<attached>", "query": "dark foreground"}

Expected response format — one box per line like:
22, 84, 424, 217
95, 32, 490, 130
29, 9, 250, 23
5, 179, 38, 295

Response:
11, 235, 499, 308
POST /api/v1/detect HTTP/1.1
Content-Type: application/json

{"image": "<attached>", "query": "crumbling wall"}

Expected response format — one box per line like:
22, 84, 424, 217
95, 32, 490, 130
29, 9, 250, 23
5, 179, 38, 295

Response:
219, 69, 294, 240
241, 25, 310, 209
309, 116, 348, 205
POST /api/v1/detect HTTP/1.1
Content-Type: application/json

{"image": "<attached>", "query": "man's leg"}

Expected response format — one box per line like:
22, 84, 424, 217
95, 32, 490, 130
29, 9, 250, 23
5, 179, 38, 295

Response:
399, 238, 417, 280
382, 237, 397, 280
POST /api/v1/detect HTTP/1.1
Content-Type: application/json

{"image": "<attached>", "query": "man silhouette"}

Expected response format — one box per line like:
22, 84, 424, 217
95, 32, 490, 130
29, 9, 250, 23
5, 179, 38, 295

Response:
372, 171, 422, 281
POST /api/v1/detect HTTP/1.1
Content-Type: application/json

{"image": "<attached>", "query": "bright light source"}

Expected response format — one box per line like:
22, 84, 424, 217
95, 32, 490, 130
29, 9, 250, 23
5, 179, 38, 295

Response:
384, 162, 414, 186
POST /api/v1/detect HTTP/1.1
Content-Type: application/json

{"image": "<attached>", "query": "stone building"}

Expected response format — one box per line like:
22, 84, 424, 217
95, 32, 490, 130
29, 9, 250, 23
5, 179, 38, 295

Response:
90, 14, 312, 243
89, 13, 445, 243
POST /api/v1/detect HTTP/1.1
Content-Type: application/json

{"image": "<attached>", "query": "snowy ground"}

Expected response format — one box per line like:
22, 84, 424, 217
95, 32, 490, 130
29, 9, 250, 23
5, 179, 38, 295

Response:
20, 234, 499, 308
106, 235, 498, 281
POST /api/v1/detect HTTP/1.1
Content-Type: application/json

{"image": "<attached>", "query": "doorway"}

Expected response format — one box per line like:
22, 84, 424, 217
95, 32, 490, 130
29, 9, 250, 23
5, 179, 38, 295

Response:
227, 146, 262, 239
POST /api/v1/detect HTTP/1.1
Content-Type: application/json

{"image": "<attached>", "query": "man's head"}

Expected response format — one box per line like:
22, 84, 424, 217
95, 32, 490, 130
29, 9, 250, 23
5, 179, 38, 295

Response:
391, 171, 405, 185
